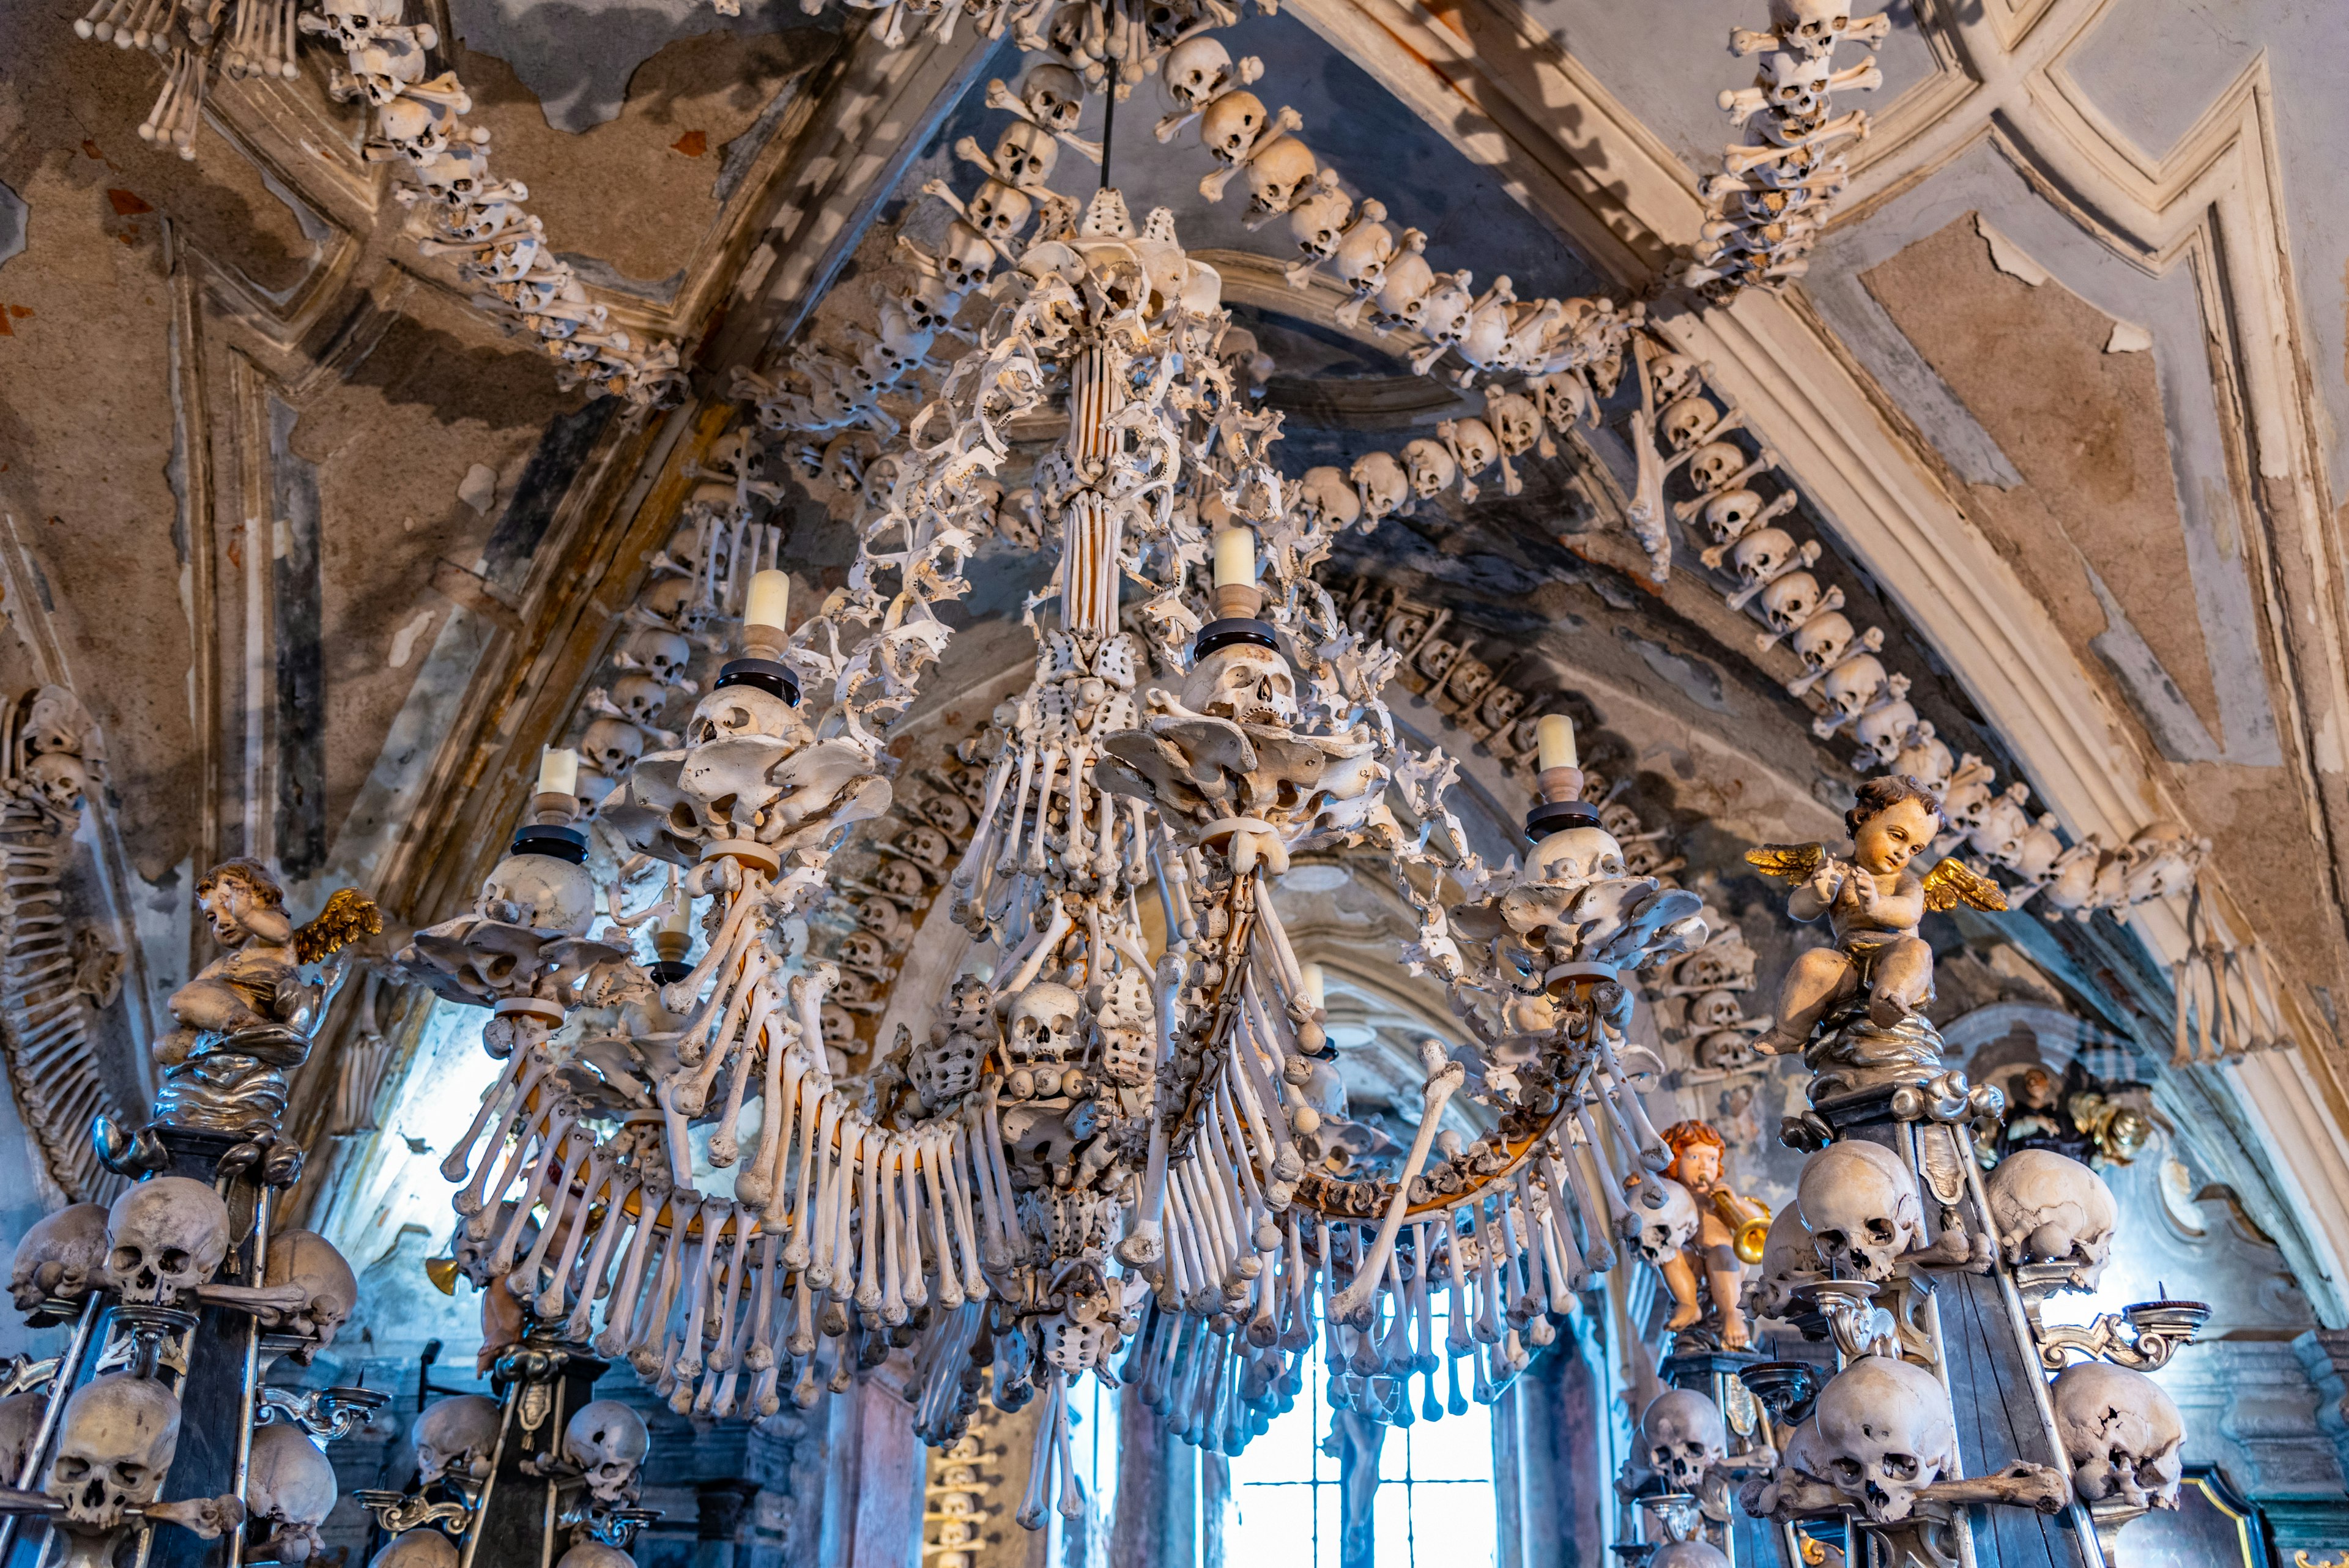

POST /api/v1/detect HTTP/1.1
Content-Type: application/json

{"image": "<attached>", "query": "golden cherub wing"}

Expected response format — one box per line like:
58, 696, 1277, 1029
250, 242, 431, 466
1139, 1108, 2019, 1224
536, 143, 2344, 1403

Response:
1742, 842, 1825, 883
1921, 857, 2009, 913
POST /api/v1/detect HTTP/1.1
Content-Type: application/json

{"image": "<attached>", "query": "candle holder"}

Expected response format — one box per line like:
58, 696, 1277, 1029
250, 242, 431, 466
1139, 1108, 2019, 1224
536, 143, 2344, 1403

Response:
1524, 759, 1598, 840
714, 655, 799, 705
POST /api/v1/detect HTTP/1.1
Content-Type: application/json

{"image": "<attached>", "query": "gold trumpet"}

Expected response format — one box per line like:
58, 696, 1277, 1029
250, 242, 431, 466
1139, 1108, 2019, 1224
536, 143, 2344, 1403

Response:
1713, 1189, 1772, 1265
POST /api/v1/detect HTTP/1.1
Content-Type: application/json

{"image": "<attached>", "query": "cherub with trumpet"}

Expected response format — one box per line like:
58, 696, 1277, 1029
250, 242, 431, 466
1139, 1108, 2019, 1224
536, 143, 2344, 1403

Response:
1745, 775, 2005, 1055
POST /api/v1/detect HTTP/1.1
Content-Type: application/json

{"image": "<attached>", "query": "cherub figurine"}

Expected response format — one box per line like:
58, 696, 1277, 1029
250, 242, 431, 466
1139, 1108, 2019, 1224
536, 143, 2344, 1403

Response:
144, 858, 380, 1151
1654, 1120, 1763, 1351
1745, 776, 2005, 1055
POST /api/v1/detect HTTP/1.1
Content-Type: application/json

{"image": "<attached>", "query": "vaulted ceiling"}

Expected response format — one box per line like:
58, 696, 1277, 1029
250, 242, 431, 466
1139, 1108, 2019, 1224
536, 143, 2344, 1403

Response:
8, 0, 2349, 1310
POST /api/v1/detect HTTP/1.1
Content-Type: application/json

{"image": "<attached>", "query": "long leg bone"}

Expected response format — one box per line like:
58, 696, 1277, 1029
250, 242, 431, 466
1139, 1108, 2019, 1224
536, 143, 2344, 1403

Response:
1330, 1041, 1464, 1325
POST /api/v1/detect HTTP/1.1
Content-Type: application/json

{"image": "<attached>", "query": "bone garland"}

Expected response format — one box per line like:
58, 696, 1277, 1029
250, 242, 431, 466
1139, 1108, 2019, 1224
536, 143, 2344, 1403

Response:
0, 688, 126, 1203
1678, 0, 1890, 301
84, 0, 684, 401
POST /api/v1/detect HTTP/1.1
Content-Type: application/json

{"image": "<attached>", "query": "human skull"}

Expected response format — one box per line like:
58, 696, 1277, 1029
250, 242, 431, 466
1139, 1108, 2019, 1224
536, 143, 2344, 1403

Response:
965, 180, 1034, 241
991, 123, 1058, 187
263, 1230, 358, 1348
937, 221, 998, 295
1529, 370, 1589, 431
1658, 395, 1716, 451
1694, 1027, 1761, 1073
1890, 724, 1954, 795
1417, 277, 1476, 345
1641, 1388, 1728, 1492
1332, 217, 1398, 297
1287, 184, 1353, 259
106, 1178, 230, 1306
373, 97, 452, 160
563, 1399, 649, 1504
1633, 1176, 1701, 1263
555, 1544, 636, 1568
1200, 91, 1267, 162
1006, 64, 1080, 134
1486, 393, 1542, 457
415, 1394, 503, 1488
1351, 450, 1409, 521
1648, 352, 1701, 401
1401, 439, 1457, 500
1968, 786, 2037, 866
1795, 1139, 1922, 1282
609, 674, 672, 732
1731, 531, 1799, 589
1296, 467, 1363, 532
1370, 248, 1436, 332
1750, 1205, 1823, 1316
1853, 699, 1920, 771
1788, 609, 1857, 669
1701, 487, 1765, 543
478, 850, 595, 937
1244, 138, 1318, 220
370, 1533, 460, 1568
1442, 417, 1499, 478
579, 716, 645, 778
1984, 1150, 2117, 1290
1686, 990, 1746, 1030
1816, 654, 1891, 722
1758, 50, 1831, 116
1182, 643, 1298, 727
46, 1375, 180, 1533
11, 1202, 110, 1312
1002, 981, 1080, 1064
1775, 0, 1855, 54
1685, 440, 1746, 494
626, 626, 694, 686
246, 1422, 338, 1560
1812, 1355, 1956, 1523
24, 751, 89, 815
1157, 36, 1230, 108
1528, 825, 1625, 888
2052, 1361, 2184, 1512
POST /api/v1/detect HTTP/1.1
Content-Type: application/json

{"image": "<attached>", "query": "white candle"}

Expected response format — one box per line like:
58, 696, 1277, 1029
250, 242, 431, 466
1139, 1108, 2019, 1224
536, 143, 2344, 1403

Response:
1212, 527, 1256, 590
1299, 960, 1326, 1010
661, 890, 692, 938
536, 746, 579, 798
744, 569, 792, 636
1536, 714, 1578, 773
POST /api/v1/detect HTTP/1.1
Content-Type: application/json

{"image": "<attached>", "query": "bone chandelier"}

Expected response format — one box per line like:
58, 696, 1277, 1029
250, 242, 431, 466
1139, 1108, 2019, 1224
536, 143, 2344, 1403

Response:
379, 22, 2195, 1568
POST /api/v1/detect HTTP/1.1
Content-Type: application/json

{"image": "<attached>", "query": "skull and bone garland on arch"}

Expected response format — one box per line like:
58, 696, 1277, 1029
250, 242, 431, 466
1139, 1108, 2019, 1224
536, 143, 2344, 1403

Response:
739, 7, 2223, 970
65, 0, 682, 408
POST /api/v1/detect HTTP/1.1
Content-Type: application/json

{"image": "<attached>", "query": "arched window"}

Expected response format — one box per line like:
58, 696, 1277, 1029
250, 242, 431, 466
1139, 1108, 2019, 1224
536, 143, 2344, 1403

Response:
1222, 1301, 1500, 1568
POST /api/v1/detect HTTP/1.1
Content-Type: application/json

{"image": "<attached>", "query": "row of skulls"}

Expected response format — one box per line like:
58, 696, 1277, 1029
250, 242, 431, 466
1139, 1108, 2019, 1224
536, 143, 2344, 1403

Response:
1633, 1347, 2183, 1534
1628, 336, 2210, 924
570, 448, 780, 800
65, 0, 680, 406
1677, 0, 1889, 300
738, 31, 1653, 466
2, 1183, 362, 1556
1621, 1138, 2186, 1530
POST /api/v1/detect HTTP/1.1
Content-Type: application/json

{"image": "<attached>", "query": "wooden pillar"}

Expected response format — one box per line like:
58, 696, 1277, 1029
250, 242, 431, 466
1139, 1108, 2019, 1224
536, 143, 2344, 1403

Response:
1113, 1394, 1198, 1568
818, 1361, 926, 1568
